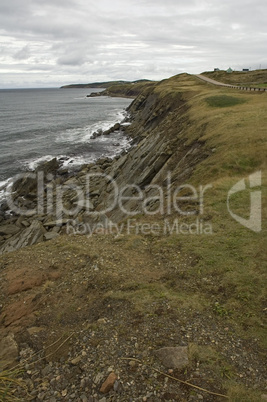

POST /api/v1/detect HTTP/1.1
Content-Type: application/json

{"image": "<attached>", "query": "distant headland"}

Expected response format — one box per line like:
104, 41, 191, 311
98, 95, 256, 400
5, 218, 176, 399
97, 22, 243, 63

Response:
60, 79, 153, 89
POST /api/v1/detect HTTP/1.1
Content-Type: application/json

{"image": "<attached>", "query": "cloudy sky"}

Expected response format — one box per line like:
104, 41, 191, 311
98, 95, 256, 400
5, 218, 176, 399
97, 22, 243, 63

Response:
0, 0, 266, 88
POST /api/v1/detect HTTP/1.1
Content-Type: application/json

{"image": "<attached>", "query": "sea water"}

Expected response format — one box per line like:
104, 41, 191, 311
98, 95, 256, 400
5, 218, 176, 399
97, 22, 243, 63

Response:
0, 87, 132, 203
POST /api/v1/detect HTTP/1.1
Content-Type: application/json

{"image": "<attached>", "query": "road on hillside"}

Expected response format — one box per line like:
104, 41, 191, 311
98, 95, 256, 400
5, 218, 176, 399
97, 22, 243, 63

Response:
194, 74, 232, 87
194, 74, 267, 92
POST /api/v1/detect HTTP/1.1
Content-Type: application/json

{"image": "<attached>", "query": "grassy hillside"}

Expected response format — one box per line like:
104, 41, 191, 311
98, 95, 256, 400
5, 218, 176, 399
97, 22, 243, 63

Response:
87, 80, 156, 98
201, 69, 267, 87
125, 72, 267, 346
0, 73, 266, 401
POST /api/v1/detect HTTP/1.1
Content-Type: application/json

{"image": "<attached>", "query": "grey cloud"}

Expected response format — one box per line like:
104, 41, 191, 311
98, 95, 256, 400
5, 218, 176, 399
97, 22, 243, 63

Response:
0, 0, 266, 87
13, 45, 31, 60
57, 53, 88, 66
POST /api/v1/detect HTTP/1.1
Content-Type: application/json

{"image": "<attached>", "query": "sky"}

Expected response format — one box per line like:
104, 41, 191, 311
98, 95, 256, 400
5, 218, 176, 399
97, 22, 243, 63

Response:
0, 0, 266, 88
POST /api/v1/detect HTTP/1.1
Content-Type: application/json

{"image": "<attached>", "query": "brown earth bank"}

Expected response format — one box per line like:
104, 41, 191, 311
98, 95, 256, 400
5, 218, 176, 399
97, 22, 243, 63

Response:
0, 73, 266, 401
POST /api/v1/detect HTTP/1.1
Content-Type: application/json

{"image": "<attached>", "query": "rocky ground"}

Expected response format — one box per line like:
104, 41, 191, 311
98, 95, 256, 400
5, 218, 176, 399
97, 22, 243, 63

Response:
0, 234, 266, 401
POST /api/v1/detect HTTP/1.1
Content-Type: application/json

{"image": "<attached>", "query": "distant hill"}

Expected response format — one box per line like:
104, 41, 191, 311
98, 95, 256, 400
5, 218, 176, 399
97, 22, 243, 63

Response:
97, 80, 156, 98
60, 79, 153, 89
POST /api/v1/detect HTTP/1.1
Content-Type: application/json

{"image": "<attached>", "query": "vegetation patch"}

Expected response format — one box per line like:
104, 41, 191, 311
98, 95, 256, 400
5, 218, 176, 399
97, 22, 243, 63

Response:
0, 367, 25, 402
201, 69, 267, 85
205, 95, 246, 108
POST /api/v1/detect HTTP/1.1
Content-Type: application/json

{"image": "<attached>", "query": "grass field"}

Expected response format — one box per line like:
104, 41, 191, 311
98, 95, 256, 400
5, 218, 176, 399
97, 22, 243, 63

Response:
201, 69, 267, 86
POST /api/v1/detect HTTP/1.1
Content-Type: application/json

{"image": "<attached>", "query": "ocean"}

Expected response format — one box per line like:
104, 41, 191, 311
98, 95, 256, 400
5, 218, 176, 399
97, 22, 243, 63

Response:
0, 87, 132, 204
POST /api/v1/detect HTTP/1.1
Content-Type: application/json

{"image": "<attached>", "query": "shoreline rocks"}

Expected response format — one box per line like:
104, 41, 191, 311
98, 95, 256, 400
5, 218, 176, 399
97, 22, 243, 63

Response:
0, 115, 134, 255
91, 123, 126, 139
0, 80, 208, 255
0, 127, 133, 254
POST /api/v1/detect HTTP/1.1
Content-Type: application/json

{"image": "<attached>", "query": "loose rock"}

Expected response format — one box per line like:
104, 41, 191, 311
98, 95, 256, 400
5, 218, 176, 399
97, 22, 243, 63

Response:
100, 372, 117, 394
154, 346, 189, 369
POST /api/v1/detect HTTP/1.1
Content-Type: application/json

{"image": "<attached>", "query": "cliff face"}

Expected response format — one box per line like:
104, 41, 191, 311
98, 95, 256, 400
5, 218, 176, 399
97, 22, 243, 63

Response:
1, 74, 209, 253
89, 81, 156, 98
94, 81, 209, 223
1, 72, 266, 251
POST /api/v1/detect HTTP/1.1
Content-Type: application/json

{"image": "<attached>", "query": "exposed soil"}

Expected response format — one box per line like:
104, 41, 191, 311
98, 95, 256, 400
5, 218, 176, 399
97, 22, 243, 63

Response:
0, 233, 266, 401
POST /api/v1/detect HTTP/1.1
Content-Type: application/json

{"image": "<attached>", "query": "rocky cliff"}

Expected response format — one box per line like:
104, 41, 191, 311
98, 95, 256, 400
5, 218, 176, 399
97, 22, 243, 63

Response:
0, 74, 210, 253
0, 73, 266, 401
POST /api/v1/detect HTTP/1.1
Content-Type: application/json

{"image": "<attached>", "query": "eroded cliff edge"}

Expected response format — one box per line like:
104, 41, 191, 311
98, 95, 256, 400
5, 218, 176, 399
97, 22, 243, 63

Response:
0, 74, 210, 252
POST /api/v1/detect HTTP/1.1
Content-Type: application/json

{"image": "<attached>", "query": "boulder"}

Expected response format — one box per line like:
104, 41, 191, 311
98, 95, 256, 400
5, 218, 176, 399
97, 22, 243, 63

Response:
0, 220, 46, 255
44, 218, 71, 228
102, 129, 111, 136
10, 158, 60, 200
87, 92, 101, 97
154, 346, 189, 369
37, 157, 60, 175
21, 220, 31, 228
91, 129, 103, 139
44, 232, 60, 241
113, 123, 120, 131
15, 215, 30, 228
0, 224, 20, 236
11, 174, 37, 198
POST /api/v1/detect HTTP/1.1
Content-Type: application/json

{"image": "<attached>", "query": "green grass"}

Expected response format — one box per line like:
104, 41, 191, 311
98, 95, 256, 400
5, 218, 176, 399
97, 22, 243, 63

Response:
201, 69, 267, 86
226, 384, 262, 401
248, 83, 267, 88
0, 367, 25, 401
102, 81, 156, 97
205, 95, 246, 108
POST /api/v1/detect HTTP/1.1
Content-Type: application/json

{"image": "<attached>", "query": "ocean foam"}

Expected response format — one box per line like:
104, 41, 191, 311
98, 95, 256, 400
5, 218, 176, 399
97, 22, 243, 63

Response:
61, 154, 97, 168
15, 108, 132, 180
27, 155, 55, 171
0, 179, 10, 191
56, 109, 128, 145
0, 178, 12, 205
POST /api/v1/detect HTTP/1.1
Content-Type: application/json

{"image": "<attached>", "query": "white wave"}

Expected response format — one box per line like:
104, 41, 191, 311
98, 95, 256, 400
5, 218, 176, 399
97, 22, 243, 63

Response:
24, 153, 98, 173
60, 134, 132, 170
27, 155, 55, 171
61, 154, 97, 168
15, 138, 31, 144
0, 179, 10, 191
0, 192, 5, 204
56, 109, 129, 145
7, 108, 132, 187
0, 178, 12, 204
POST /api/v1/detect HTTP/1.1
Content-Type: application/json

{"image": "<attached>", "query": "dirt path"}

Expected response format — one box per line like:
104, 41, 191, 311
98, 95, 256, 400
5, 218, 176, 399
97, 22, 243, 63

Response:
194, 73, 267, 92
194, 74, 233, 87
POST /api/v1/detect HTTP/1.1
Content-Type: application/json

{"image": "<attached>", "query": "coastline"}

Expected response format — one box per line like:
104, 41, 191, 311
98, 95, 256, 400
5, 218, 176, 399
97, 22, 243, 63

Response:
0, 112, 135, 254
0, 105, 132, 206
0, 73, 266, 401
0, 87, 133, 190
